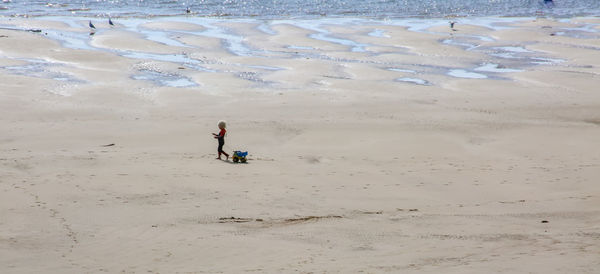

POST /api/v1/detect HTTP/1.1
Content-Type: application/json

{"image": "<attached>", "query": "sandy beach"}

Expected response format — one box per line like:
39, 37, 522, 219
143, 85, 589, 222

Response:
1, 16, 599, 273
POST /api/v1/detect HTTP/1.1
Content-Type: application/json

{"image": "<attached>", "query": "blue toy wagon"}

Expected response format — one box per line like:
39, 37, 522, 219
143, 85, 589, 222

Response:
232, 151, 248, 163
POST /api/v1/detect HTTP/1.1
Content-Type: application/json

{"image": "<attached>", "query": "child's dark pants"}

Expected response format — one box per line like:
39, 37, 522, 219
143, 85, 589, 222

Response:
218, 138, 229, 157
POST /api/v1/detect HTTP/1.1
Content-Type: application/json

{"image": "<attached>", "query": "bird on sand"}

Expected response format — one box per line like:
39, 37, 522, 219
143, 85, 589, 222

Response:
186, 6, 191, 14
89, 21, 96, 29
449, 21, 457, 31
108, 17, 114, 26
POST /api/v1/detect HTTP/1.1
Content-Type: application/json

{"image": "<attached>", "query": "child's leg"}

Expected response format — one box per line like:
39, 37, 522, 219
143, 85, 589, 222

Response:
217, 141, 224, 159
220, 141, 229, 159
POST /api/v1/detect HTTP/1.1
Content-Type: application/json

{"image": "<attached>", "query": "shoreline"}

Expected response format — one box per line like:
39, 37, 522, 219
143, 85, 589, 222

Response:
2, 15, 597, 92
1, 4, 599, 20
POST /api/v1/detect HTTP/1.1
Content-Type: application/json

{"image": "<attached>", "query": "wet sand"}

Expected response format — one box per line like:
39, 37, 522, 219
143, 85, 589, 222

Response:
1, 16, 599, 273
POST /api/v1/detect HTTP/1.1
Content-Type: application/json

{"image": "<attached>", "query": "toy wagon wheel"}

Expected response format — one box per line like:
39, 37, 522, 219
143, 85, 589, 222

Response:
241, 158, 247, 163
233, 157, 239, 163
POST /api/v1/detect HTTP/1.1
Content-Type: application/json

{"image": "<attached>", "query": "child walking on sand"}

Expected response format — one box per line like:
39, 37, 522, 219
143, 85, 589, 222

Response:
212, 120, 229, 160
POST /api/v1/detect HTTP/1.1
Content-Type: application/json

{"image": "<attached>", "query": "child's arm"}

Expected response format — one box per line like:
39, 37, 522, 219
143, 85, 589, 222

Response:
213, 129, 226, 138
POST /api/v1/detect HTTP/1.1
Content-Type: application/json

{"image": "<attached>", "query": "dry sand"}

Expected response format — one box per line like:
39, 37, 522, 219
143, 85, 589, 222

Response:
1, 16, 599, 273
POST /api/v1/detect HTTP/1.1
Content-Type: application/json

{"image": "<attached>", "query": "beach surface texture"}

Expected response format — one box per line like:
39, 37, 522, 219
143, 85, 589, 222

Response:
1, 11, 600, 273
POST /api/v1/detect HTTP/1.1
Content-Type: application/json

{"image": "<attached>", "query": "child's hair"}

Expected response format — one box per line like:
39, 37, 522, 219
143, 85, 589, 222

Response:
218, 120, 227, 129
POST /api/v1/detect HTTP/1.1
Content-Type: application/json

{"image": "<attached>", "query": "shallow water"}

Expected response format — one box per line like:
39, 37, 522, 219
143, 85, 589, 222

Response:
448, 69, 488, 79
132, 69, 198, 87
1, 57, 84, 83
396, 77, 430, 85
0, 15, 597, 90
474, 63, 523, 73
1, 0, 599, 19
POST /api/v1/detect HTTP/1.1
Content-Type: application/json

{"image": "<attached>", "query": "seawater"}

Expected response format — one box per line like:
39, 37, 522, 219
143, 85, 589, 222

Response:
1, 1, 598, 91
0, 0, 598, 19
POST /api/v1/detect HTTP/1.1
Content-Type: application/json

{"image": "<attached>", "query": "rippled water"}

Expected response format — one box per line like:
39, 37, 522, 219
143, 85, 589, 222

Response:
0, 0, 598, 18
